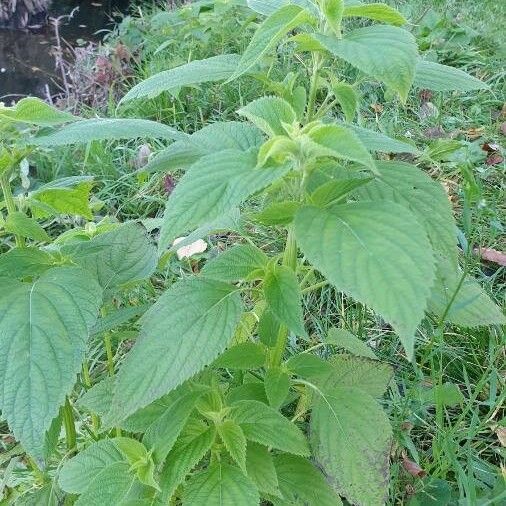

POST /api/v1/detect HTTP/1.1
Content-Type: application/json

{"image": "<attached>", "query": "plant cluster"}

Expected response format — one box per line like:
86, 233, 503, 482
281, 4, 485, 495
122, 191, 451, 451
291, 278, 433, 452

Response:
0, 1, 504, 505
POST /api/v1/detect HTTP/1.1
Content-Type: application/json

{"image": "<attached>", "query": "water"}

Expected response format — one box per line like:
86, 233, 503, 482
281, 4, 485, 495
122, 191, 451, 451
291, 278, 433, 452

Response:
0, 0, 130, 101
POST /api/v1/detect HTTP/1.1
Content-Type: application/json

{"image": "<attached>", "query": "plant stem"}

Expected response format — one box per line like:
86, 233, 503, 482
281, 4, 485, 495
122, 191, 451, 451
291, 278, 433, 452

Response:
0, 174, 24, 247
104, 333, 115, 376
306, 53, 322, 122
82, 361, 100, 433
62, 397, 76, 453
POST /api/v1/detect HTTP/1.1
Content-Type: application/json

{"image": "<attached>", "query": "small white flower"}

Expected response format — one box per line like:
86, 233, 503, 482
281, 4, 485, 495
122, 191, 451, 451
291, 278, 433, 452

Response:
173, 237, 208, 260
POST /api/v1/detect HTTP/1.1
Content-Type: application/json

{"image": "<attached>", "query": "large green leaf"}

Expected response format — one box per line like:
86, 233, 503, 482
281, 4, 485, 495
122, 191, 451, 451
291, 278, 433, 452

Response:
247, 0, 319, 17
343, 2, 407, 26
183, 463, 260, 505
357, 161, 458, 266
332, 81, 359, 122
414, 60, 488, 91
238, 96, 296, 136
159, 149, 290, 250
0, 267, 101, 457
349, 124, 419, 154
229, 5, 315, 81
108, 278, 243, 423
33, 118, 185, 146
4, 211, 50, 242
313, 25, 418, 101
121, 54, 241, 103
230, 400, 309, 455
218, 420, 248, 471
245, 443, 280, 497
295, 203, 435, 359
0, 97, 76, 126
325, 327, 377, 359
311, 386, 392, 506
0, 247, 55, 279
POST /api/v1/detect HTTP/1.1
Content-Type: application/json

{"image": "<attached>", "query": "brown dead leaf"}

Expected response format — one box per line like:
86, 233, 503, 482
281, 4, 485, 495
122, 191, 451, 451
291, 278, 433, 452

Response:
370, 103, 384, 114
402, 454, 427, 478
465, 127, 484, 140
497, 427, 506, 447
173, 237, 208, 260
500, 122, 506, 136
419, 89, 433, 103
486, 152, 504, 165
163, 175, 176, 195
482, 142, 501, 153
424, 126, 446, 139
418, 102, 438, 120
474, 247, 506, 266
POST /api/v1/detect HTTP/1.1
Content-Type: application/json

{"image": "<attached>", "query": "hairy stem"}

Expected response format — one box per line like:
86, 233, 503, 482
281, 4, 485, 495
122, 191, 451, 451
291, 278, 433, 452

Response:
62, 397, 76, 453
306, 53, 322, 122
0, 174, 24, 247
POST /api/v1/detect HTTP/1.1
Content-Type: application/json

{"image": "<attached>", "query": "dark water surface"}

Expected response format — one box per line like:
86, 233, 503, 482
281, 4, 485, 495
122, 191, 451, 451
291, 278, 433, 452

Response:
0, 0, 130, 101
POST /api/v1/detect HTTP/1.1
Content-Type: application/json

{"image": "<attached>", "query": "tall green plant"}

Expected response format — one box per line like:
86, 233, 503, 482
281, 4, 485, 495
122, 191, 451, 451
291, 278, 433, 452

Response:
0, 1, 503, 505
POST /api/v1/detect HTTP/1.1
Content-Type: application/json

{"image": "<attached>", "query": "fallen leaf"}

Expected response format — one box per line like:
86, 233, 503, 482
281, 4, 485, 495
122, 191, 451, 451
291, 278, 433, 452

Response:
485, 153, 504, 165
424, 126, 446, 139
370, 103, 384, 114
418, 102, 439, 120
497, 427, 506, 447
465, 127, 484, 140
500, 122, 506, 136
163, 175, 176, 195
173, 237, 208, 260
481, 142, 501, 153
419, 89, 433, 103
135, 144, 151, 169
402, 454, 426, 478
474, 247, 506, 266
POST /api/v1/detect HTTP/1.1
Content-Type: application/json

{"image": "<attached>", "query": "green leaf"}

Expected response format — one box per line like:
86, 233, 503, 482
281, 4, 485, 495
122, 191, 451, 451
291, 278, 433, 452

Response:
325, 327, 377, 359
314, 25, 418, 101
62, 222, 157, 292
258, 136, 300, 166
4, 211, 51, 242
258, 308, 281, 347
214, 342, 267, 369
183, 463, 260, 505
0, 97, 76, 126
238, 96, 296, 137
90, 304, 149, 336
78, 377, 114, 419
246, 443, 280, 497
121, 54, 241, 103
343, 2, 407, 26
332, 81, 359, 122
350, 124, 419, 154
33, 118, 185, 146
310, 177, 372, 207
253, 201, 300, 225
264, 265, 307, 338
422, 382, 464, 408
357, 160, 458, 267
286, 353, 333, 380
230, 400, 309, 455
109, 278, 243, 423
159, 424, 216, 503
247, 0, 319, 17
264, 367, 290, 409
227, 383, 269, 405
428, 259, 505, 327
159, 149, 290, 250
218, 420, 247, 472
311, 386, 392, 506
202, 244, 268, 282
322, 0, 344, 35
414, 60, 488, 91
229, 5, 315, 81
0, 267, 101, 457
273, 454, 343, 506
0, 247, 54, 278
306, 124, 376, 171
295, 203, 435, 359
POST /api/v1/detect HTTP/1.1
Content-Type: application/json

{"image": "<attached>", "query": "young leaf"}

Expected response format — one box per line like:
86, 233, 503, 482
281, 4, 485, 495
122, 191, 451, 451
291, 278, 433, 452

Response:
332, 81, 359, 122
258, 307, 282, 347
414, 60, 488, 92
202, 244, 268, 282
238, 96, 296, 137
311, 386, 393, 506
343, 2, 407, 26
325, 327, 377, 359
218, 420, 248, 472
230, 400, 309, 455
264, 264, 307, 338
310, 177, 372, 207
108, 278, 243, 423
322, 0, 344, 35
121, 54, 241, 103
214, 342, 267, 369
0, 247, 54, 278
229, 5, 315, 81
295, 203, 435, 360
273, 454, 343, 505
313, 25, 418, 101
286, 353, 333, 380
4, 211, 51, 242
246, 443, 280, 497
159, 149, 290, 250
306, 124, 376, 172
0, 97, 76, 126
258, 136, 300, 166
253, 201, 300, 225
0, 267, 101, 457
264, 367, 290, 409
33, 118, 185, 146
183, 463, 260, 505
77, 377, 114, 420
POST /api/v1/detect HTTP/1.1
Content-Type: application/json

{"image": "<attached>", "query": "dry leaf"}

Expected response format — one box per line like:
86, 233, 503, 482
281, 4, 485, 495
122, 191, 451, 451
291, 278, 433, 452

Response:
485, 152, 504, 165
418, 102, 438, 120
465, 127, 484, 140
501, 122, 506, 136
370, 103, 384, 114
474, 247, 506, 266
173, 237, 208, 260
481, 142, 501, 153
424, 126, 446, 139
402, 454, 427, 478
497, 427, 506, 447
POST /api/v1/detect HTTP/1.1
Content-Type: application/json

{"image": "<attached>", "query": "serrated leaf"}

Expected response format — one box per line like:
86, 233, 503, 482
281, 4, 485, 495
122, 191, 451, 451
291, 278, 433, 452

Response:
350, 124, 419, 154
258, 307, 281, 347
183, 463, 259, 505
414, 60, 488, 92
311, 386, 392, 506
343, 2, 407, 26
218, 420, 247, 472
108, 278, 243, 423
325, 327, 377, 359
357, 160, 458, 267
230, 400, 309, 455
62, 222, 157, 292
90, 304, 149, 336
428, 259, 505, 327
264, 367, 290, 409
247, 0, 319, 17
332, 81, 359, 122
246, 443, 280, 497
159, 425, 216, 503
306, 124, 376, 171
202, 244, 268, 282
253, 201, 300, 225
0, 97, 76, 126
310, 177, 372, 207
33, 118, 185, 146
322, 0, 344, 35
78, 377, 114, 419
286, 353, 333, 380
0, 267, 101, 457
229, 5, 315, 81
0, 247, 54, 278
4, 211, 51, 242
121, 54, 241, 103
159, 149, 290, 250
273, 454, 343, 506
264, 265, 307, 338
295, 203, 435, 359
314, 25, 418, 101
239, 96, 296, 137
214, 342, 267, 369
258, 136, 300, 166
